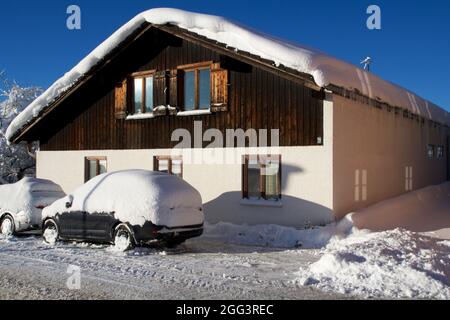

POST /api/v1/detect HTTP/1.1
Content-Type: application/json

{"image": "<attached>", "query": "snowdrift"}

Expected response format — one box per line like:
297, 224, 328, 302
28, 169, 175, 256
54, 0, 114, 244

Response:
203, 182, 450, 299
351, 182, 450, 236
6, 8, 449, 141
296, 228, 450, 299
201, 217, 353, 249
203, 219, 449, 299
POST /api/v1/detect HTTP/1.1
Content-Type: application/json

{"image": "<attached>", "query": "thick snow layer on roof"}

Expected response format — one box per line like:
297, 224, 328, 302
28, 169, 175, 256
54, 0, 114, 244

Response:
42, 170, 204, 228
6, 8, 449, 141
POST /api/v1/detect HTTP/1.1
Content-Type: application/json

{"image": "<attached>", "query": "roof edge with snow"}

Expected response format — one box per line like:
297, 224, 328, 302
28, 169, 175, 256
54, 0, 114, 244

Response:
6, 8, 450, 143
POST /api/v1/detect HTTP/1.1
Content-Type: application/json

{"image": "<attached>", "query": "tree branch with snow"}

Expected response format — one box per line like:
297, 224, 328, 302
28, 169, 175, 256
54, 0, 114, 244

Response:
0, 72, 42, 184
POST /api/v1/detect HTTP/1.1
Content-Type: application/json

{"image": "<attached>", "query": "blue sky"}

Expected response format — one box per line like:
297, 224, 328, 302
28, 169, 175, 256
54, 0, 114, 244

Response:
0, 0, 449, 110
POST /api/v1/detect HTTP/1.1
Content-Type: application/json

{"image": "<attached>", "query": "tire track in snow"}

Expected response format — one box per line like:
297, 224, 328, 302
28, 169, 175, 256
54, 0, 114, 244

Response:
0, 236, 344, 299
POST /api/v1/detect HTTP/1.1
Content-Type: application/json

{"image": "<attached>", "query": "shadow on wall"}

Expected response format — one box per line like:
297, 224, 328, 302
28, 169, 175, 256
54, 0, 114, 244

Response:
281, 163, 303, 190
202, 163, 333, 228
203, 191, 334, 229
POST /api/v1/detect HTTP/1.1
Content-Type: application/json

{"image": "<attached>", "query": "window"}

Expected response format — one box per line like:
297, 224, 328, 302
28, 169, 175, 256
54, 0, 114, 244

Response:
178, 62, 212, 111
354, 169, 368, 202
427, 144, 435, 159
242, 155, 281, 201
437, 146, 444, 159
85, 157, 107, 182
153, 156, 183, 178
132, 71, 154, 114
405, 166, 413, 191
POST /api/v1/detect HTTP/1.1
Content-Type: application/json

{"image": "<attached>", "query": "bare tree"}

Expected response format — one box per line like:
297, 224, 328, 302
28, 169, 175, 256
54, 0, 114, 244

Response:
0, 72, 43, 184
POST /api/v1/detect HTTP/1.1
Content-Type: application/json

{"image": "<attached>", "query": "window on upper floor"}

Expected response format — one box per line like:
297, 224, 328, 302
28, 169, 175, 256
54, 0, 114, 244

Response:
178, 62, 212, 111
427, 144, 435, 159
114, 63, 228, 120
437, 145, 444, 159
131, 71, 155, 115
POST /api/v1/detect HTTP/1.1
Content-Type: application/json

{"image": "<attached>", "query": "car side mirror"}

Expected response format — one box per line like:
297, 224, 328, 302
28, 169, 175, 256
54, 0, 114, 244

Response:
65, 195, 73, 209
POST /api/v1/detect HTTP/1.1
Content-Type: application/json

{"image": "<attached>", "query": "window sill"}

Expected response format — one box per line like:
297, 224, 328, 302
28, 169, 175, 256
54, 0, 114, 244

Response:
177, 109, 212, 117
126, 113, 155, 120
240, 198, 283, 208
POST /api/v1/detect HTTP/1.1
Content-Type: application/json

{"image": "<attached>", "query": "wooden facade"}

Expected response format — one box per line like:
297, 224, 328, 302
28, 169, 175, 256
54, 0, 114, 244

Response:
23, 27, 324, 151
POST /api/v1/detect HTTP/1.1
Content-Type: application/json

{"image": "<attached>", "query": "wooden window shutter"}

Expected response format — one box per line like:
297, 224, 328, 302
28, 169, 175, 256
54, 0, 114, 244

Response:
210, 63, 228, 112
169, 69, 178, 109
278, 155, 282, 200
153, 70, 169, 108
177, 69, 185, 109
242, 155, 249, 199
84, 158, 89, 182
114, 79, 127, 119
153, 156, 158, 171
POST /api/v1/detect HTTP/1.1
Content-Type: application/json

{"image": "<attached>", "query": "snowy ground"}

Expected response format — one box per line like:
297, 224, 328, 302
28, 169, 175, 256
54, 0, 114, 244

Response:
0, 232, 345, 300
0, 182, 448, 300
296, 228, 450, 299
0, 223, 448, 300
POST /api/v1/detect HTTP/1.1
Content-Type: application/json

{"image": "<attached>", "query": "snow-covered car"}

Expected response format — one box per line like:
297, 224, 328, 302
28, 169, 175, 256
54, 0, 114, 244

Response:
41, 170, 204, 250
0, 178, 65, 236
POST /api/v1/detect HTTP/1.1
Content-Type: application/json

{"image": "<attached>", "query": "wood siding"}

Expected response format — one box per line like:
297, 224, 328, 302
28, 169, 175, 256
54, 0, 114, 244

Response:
26, 28, 324, 151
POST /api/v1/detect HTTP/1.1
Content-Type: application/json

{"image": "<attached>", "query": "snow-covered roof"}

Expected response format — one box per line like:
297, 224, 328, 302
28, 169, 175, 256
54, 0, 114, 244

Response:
6, 8, 449, 141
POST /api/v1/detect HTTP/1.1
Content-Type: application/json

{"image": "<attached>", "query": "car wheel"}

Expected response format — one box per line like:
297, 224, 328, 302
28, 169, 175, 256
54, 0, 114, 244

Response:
0, 215, 15, 237
43, 220, 59, 245
113, 224, 134, 252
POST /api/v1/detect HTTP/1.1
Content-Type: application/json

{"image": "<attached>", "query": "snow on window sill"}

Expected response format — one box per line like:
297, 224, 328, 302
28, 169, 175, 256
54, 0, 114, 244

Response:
177, 109, 212, 117
240, 198, 283, 208
126, 113, 155, 120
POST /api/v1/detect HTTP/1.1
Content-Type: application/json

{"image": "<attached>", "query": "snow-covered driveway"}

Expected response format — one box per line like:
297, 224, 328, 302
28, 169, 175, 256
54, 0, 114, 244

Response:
0, 234, 343, 300
1, 182, 448, 300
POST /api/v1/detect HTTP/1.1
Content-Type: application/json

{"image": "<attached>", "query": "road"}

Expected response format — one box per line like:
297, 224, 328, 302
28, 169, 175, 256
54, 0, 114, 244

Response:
0, 233, 346, 300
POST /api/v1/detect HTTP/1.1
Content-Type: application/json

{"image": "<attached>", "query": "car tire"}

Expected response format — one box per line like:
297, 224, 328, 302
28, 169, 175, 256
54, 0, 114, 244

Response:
113, 224, 135, 252
0, 215, 15, 236
42, 219, 59, 245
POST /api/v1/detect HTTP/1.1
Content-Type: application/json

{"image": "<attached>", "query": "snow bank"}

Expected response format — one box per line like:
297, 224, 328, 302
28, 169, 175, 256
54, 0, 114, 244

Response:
296, 228, 450, 299
201, 216, 353, 249
0, 178, 65, 229
6, 8, 449, 141
351, 182, 450, 236
296, 183, 450, 299
205, 182, 450, 299
42, 170, 204, 228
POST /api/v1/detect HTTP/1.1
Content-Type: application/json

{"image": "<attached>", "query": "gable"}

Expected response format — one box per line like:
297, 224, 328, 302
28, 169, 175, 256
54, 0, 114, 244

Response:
11, 23, 321, 144
22, 26, 324, 150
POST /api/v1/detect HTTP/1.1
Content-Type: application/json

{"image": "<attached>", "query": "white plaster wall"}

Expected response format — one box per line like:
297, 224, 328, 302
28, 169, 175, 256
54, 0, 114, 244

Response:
36, 146, 333, 229
332, 94, 449, 218
36, 100, 334, 229
35, 93, 448, 227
